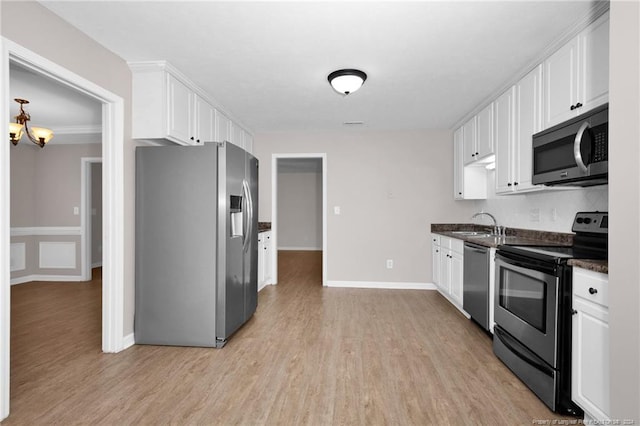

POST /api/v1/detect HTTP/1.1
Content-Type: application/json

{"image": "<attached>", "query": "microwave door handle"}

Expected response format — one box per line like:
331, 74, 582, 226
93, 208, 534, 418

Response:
573, 121, 590, 173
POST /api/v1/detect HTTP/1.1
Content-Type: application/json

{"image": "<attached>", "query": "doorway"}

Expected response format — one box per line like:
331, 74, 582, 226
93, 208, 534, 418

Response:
271, 154, 327, 286
1, 39, 125, 419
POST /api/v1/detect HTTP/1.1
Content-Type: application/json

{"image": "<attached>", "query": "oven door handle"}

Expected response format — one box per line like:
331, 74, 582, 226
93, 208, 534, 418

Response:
495, 251, 558, 275
494, 327, 554, 376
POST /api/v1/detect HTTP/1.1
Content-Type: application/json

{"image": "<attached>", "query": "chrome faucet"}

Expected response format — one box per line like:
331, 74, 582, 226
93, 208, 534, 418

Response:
471, 212, 500, 235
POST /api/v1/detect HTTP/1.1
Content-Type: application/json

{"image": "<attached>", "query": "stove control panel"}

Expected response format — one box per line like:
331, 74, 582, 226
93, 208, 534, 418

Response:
572, 211, 608, 234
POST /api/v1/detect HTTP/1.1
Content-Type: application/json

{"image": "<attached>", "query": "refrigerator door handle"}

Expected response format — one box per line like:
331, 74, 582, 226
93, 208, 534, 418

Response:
242, 179, 253, 252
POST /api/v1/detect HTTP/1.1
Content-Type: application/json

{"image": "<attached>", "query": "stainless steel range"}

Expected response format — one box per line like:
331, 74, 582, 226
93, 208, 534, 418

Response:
493, 212, 608, 415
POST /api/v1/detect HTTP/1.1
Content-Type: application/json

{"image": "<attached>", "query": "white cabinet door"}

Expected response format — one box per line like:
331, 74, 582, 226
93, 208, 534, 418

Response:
514, 65, 542, 192
494, 87, 515, 193
572, 268, 610, 421
230, 122, 245, 149
244, 133, 254, 155
439, 249, 451, 295
544, 12, 609, 129
579, 12, 609, 113
544, 36, 578, 129
449, 250, 464, 307
263, 231, 273, 284
462, 117, 477, 165
453, 128, 465, 200
195, 95, 215, 145
476, 103, 494, 160
432, 242, 441, 285
167, 74, 194, 144
215, 109, 231, 143
258, 233, 266, 289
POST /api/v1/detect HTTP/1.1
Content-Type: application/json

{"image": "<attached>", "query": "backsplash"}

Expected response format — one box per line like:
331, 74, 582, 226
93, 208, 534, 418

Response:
473, 172, 608, 233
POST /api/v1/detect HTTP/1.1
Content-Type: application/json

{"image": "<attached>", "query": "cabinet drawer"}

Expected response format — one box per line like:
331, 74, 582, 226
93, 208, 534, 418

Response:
573, 268, 608, 308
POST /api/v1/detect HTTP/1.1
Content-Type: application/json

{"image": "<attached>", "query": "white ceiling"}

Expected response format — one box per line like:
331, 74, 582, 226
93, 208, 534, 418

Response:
38, 0, 600, 133
9, 63, 103, 144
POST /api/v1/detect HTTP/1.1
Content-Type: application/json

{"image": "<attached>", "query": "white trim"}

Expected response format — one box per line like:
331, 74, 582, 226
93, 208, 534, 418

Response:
122, 333, 135, 350
10, 227, 81, 237
52, 125, 102, 135
91, 262, 103, 269
39, 242, 76, 269
272, 153, 328, 286
1, 38, 126, 420
326, 281, 437, 290
277, 246, 322, 251
11, 275, 84, 286
9, 243, 25, 272
81, 158, 102, 281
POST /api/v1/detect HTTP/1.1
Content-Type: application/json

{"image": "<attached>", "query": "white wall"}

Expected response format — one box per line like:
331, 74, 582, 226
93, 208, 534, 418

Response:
277, 169, 322, 250
609, 0, 640, 420
1, 1, 135, 333
475, 171, 608, 232
255, 129, 478, 285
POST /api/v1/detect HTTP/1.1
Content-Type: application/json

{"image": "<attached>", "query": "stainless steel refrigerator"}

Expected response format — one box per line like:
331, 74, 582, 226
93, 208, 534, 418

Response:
134, 142, 258, 348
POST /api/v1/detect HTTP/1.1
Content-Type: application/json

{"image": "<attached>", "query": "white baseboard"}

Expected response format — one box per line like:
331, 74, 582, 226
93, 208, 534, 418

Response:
326, 280, 436, 290
11, 226, 82, 237
122, 333, 135, 350
277, 246, 322, 251
11, 274, 84, 285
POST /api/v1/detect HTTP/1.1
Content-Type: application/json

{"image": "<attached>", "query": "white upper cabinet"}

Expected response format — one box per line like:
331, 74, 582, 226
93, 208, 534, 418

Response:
166, 74, 196, 144
544, 11, 609, 128
496, 65, 544, 194
462, 105, 494, 166
476, 103, 494, 161
244, 133, 254, 154
215, 109, 231, 143
462, 117, 477, 165
454, 127, 488, 200
514, 65, 543, 192
229, 122, 244, 149
130, 61, 252, 147
195, 95, 215, 144
494, 87, 515, 194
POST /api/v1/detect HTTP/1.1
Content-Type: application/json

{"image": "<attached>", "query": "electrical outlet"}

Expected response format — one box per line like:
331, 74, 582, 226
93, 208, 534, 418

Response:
334, 206, 341, 215
386, 259, 393, 269
73, 206, 79, 215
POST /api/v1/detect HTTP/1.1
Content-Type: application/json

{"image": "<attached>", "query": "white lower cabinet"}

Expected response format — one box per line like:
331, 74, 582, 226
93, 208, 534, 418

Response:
572, 267, 609, 422
432, 234, 464, 311
258, 231, 273, 290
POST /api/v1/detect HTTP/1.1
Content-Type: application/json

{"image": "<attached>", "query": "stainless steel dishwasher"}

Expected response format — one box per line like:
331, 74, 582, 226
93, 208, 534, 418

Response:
463, 242, 490, 331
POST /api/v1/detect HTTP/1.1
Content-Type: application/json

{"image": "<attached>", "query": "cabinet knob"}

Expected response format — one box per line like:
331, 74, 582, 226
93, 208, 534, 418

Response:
588, 287, 598, 295
571, 309, 578, 315
458, 192, 462, 195
575, 102, 583, 109
507, 183, 512, 187
197, 139, 200, 143
514, 182, 518, 186
570, 105, 576, 110
190, 136, 194, 140
475, 152, 479, 156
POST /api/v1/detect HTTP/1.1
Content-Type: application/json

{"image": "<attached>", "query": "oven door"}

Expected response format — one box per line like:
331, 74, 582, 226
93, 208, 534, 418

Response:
494, 251, 559, 368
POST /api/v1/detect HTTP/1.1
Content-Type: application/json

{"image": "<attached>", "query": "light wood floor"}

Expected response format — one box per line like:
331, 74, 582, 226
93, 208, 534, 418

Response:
5, 251, 575, 425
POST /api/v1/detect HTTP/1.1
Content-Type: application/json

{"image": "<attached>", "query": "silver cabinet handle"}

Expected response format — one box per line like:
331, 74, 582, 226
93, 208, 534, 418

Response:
573, 121, 590, 173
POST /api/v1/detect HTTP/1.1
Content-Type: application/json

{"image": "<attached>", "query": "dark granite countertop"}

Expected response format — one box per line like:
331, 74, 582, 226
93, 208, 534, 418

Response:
568, 259, 609, 274
431, 223, 574, 249
258, 222, 272, 232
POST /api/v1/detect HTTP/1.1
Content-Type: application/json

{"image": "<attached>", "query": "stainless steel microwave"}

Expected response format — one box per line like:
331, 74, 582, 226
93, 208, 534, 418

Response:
532, 103, 608, 187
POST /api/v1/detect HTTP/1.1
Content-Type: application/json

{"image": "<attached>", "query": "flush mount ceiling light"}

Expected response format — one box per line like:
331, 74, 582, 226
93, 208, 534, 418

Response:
328, 69, 367, 96
9, 98, 54, 148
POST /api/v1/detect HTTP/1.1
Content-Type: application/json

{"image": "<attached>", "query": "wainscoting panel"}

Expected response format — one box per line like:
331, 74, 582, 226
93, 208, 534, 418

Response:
10, 243, 26, 272
39, 242, 77, 269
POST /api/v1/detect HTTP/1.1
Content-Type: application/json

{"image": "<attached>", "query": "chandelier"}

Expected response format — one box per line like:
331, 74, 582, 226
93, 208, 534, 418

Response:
9, 98, 54, 148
